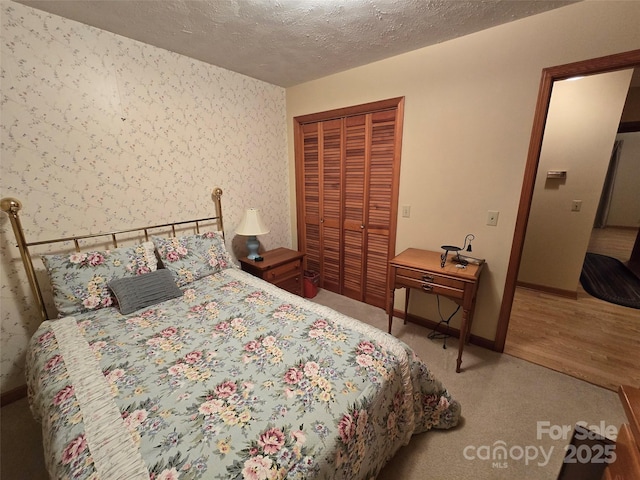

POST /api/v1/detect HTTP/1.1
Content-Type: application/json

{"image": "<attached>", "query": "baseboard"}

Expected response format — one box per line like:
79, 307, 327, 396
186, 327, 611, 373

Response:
516, 281, 578, 299
1, 384, 27, 407
600, 224, 640, 230
392, 309, 496, 351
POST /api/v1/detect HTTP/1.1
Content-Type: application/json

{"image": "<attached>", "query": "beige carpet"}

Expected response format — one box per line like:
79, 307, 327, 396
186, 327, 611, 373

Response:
1, 289, 627, 480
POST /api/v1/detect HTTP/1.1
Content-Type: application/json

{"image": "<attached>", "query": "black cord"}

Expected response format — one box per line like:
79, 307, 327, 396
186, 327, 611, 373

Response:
427, 295, 461, 349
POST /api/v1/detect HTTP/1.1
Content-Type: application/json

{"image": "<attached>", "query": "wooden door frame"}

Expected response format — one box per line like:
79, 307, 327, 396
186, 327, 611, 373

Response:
494, 49, 640, 352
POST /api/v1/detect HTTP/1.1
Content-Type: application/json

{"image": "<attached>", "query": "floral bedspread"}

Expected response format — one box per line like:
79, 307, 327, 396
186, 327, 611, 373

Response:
27, 268, 460, 480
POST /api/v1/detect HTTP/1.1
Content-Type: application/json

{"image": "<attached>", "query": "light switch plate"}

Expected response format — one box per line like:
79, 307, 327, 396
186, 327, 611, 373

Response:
487, 211, 499, 226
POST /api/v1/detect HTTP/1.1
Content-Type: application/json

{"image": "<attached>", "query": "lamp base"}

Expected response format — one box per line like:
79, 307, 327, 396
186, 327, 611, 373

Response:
246, 236, 260, 260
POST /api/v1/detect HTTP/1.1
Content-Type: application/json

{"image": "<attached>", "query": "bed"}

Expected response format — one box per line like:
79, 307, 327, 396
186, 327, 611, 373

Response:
2, 189, 460, 480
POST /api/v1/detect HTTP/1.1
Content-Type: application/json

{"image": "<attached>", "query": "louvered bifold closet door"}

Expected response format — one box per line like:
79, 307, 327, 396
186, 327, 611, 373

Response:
364, 109, 398, 308
295, 97, 403, 310
342, 115, 367, 301
301, 123, 321, 276
320, 119, 344, 293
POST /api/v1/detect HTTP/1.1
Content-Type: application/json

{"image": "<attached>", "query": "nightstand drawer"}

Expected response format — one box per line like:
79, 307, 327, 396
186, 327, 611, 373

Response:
265, 259, 302, 282
239, 248, 305, 297
274, 275, 302, 295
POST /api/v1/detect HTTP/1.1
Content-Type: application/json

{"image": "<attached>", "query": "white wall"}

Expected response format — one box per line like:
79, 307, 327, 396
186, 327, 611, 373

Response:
608, 132, 640, 227
286, 1, 640, 342
0, 3, 289, 393
518, 71, 633, 292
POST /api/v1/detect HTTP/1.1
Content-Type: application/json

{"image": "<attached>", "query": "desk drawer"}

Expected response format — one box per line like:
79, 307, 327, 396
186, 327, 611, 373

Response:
395, 268, 465, 299
396, 267, 465, 290
397, 276, 464, 299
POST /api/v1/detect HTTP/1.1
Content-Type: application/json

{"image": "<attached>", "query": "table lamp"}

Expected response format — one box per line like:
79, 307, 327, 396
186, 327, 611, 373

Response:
235, 208, 270, 260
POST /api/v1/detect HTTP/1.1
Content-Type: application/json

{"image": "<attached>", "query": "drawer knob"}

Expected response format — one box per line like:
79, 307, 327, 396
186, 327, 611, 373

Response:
422, 274, 434, 282
422, 284, 433, 292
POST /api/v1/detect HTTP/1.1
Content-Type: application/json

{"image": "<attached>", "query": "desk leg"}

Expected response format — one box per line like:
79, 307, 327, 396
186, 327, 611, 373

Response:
404, 287, 410, 325
456, 308, 470, 373
388, 288, 395, 334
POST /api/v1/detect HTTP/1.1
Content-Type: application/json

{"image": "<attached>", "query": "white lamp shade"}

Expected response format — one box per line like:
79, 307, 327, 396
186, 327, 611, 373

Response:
235, 208, 270, 236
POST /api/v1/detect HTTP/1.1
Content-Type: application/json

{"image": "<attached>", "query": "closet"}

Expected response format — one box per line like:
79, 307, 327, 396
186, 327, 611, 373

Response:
294, 97, 404, 309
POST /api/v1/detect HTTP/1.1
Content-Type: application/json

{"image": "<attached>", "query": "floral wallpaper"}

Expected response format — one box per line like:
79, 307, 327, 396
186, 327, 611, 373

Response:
0, 3, 290, 394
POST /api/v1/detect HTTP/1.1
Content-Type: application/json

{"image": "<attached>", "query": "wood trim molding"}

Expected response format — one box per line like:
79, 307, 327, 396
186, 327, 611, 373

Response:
628, 230, 640, 278
495, 49, 640, 352
387, 97, 405, 309
293, 117, 305, 254
293, 97, 404, 124
1, 384, 27, 406
515, 281, 578, 299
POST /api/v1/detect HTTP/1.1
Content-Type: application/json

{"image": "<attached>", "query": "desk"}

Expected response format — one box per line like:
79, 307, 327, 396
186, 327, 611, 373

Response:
388, 248, 484, 372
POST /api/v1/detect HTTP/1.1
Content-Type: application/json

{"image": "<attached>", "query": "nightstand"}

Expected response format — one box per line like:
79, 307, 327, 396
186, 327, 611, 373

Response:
239, 247, 305, 296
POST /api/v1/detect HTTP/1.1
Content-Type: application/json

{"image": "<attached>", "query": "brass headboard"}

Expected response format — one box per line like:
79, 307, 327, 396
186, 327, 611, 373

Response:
1, 187, 224, 322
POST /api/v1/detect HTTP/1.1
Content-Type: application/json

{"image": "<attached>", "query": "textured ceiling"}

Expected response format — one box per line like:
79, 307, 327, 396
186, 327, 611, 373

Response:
16, 0, 577, 87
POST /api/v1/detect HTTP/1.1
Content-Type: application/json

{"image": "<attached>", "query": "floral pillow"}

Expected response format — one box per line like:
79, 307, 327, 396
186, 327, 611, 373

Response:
152, 231, 234, 287
41, 241, 158, 317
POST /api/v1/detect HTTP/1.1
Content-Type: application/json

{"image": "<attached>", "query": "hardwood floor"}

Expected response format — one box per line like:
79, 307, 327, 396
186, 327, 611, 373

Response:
505, 227, 640, 391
